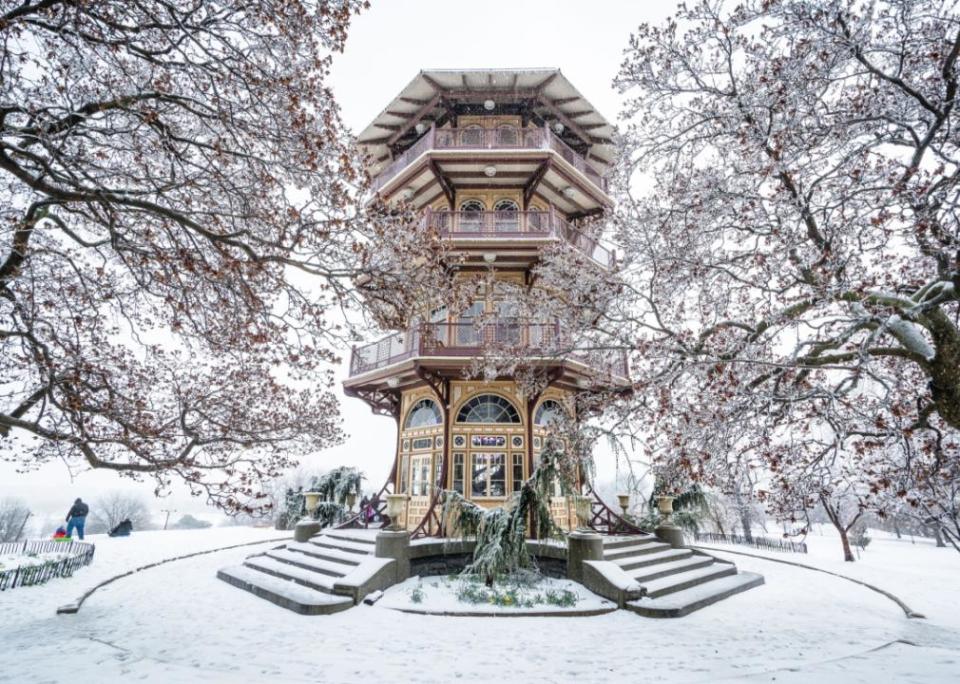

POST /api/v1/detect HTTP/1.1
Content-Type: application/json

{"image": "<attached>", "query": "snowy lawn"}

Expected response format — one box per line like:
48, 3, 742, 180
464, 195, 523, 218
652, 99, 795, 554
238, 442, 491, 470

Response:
379, 573, 615, 615
0, 526, 958, 683
0, 550, 71, 570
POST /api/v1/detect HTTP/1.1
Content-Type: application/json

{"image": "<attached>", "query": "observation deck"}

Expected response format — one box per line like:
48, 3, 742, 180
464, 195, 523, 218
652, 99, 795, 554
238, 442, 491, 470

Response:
343, 321, 629, 393
358, 69, 616, 218
421, 208, 614, 268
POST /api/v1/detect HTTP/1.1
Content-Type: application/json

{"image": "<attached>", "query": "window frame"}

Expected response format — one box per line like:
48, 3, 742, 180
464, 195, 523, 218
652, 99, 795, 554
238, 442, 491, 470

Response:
456, 394, 522, 424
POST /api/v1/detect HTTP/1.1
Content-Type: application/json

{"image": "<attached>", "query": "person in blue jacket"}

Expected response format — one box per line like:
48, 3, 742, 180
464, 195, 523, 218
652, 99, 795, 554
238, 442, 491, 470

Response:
65, 498, 89, 540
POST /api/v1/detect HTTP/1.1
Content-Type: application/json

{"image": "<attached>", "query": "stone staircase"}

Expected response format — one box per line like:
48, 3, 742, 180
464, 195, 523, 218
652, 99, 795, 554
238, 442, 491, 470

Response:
218, 528, 396, 615
582, 534, 764, 617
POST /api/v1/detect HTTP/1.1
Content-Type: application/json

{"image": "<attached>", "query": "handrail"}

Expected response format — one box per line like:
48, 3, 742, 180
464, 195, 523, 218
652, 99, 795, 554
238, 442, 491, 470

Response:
370, 124, 607, 193
584, 483, 647, 536
349, 322, 629, 379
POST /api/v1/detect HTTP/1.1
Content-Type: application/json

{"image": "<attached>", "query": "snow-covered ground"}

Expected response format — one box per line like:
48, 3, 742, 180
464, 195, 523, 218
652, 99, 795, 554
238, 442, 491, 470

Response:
0, 549, 71, 570
0, 526, 958, 683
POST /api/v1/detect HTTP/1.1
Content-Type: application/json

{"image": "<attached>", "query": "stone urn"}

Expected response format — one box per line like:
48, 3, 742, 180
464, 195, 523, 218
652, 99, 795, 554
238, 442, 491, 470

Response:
574, 494, 592, 531
617, 494, 630, 517
657, 495, 676, 526
385, 493, 408, 531
345, 492, 357, 513
302, 491, 322, 518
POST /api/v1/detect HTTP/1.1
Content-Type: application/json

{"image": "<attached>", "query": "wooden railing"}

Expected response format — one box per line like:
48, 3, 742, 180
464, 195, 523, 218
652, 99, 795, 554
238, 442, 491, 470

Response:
370, 124, 608, 193
349, 321, 629, 379
420, 208, 614, 268
584, 483, 647, 536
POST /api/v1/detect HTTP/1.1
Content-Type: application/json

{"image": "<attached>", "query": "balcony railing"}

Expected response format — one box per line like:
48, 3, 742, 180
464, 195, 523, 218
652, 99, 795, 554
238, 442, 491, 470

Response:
421, 208, 614, 268
370, 125, 608, 194
348, 322, 629, 380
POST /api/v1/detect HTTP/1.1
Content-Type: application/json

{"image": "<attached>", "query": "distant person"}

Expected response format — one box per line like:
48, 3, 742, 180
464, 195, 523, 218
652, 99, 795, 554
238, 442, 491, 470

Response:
65, 497, 89, 540
109, 519, 133, 537
360, 496, 371, 523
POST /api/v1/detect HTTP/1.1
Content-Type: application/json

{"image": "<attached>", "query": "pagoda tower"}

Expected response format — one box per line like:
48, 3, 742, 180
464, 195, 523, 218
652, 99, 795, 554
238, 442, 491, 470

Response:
345, 69, 628, 535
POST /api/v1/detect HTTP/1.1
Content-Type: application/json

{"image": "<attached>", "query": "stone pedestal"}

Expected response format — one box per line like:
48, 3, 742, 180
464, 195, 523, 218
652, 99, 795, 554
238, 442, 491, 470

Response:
293, 519, 321, 543
567, 530, 603, 583
655, 524, 685, 549
375, 529, 411, 583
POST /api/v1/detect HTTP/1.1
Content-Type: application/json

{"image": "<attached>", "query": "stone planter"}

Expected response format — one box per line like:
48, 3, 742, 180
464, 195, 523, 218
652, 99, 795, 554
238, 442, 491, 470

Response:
345, 492, 357, 513
302, 491, 322, 518
617, 494, 630, 517
385, 493, 408, 531
657, 495, 675, 525
574, 494, 593, 531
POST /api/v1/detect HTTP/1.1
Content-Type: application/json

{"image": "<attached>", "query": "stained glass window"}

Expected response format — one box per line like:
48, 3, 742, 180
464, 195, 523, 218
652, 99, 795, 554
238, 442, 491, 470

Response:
456, 395, 521, 424
534, 399, 566, 426
405, 399, 442, 428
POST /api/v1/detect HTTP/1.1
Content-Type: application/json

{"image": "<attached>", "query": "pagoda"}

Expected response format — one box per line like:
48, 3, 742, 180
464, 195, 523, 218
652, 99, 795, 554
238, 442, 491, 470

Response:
345, 69, 630, 535
217, 69, 764, 616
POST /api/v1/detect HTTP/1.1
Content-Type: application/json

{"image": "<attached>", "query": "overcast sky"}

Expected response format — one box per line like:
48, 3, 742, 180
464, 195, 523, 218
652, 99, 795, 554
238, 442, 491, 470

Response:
0, 0, 674, 525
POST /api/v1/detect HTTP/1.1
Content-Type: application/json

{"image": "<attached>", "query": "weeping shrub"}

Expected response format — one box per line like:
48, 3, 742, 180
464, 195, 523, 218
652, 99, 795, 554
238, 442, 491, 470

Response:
309, 466, 364, 507
442, 454, 567, 587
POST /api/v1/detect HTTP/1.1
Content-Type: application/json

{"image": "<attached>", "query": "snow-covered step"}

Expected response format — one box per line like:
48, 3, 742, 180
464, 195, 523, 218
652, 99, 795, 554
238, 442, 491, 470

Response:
217, 565, 353, 616
614, 548, 693, 570
604, 541, 671, 560
640, 562, 737, 598
322, 529, 378, 546
265, 548, 354, 578
244, 555, 339, 592
626, 572, 765, 618
311, 535, 376, 555
286, 541, 362, 566
601, 535, 655, 550
630, 555, 715, 582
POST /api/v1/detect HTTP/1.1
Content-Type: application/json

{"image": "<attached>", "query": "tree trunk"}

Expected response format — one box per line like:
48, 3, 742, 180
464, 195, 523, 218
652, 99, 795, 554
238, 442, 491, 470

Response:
821, 496, 856, 562
734, 489, 753, 543
935, 527, 946, 548
838, 526, 855, 562
893, 519, 901, 539
739, 509, 754, 543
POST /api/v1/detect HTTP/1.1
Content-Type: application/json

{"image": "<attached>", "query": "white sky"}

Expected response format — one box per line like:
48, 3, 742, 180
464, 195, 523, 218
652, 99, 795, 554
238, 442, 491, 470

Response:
0, 0, 673, 525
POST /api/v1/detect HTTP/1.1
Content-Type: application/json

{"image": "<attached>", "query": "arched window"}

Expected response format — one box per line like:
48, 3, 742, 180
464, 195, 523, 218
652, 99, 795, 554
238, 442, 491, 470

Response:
496, 125, 519, 147
430, 205, 451, 232
405, 399, 442, 428
493, 199, 519, 232
534, 399, 566, 426
460, 125, 483, 147
459, 199, 486, 232
456, 394, 521, 424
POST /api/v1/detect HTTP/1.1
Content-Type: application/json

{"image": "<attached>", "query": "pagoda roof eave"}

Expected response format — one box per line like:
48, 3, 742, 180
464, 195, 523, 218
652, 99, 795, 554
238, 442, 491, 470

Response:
357, 68, 617, 177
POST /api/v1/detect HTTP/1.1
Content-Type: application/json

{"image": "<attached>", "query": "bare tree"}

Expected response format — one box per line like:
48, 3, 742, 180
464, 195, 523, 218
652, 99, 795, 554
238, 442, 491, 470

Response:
0, 497, 31, 542
539, 0, 960, 543
89, 492, 153, 534
0, 1, 390, 514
